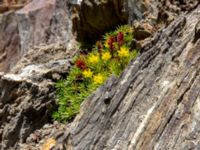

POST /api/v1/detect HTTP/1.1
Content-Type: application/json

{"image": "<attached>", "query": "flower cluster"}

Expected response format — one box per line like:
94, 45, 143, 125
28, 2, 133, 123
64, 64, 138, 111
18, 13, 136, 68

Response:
53, 25, 139, 122
76, 54, 105, 85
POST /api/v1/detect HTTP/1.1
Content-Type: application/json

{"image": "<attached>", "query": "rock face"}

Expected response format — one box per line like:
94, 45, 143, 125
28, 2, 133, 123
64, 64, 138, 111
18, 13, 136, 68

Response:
0, 0, 29, 13
0, 0, 198, 72
0, 44, 72, 149
0, 0, 75, 72
52, 5, 200, 150
16, 0, 74, 53
0, 0, 200, 149
71, 0, 159, 42
71, 0, 199, 43
0, 73, 56, 149
0, 11, 20, 72
71, 0, 128, 42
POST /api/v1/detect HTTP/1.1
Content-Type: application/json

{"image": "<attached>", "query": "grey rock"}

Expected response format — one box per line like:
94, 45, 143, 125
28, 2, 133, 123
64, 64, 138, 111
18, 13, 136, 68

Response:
16, 0, 74, 54
52, 5, 200, 150
0, 0, 199, 150
0, 0, 199, 73
0, 11, 20, 72
0, 44, 73, 149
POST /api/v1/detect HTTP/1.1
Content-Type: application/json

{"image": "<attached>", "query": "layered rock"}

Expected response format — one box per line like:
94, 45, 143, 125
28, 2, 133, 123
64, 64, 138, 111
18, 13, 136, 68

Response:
0, 0, 75, 72
0, 0, 199, 149
0, 0, 199, 72
71, 0, 158, 42
51, 5, 200, 150
16, 0, 74, 53
0, 43, 73, 149
0, 0, 29, 13
0, 11, 20, 72
71, 0, 199, 43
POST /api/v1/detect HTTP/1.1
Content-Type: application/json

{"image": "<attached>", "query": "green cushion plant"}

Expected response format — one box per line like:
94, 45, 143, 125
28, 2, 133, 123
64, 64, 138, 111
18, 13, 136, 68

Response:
52, 25, 139, 122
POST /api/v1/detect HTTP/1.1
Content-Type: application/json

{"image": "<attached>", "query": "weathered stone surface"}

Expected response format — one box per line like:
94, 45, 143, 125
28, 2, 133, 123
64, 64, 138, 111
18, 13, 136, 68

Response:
51, 5, 200, 150
0, 44, 73, 149
0, 73, 56, 149
19, 122, 67, 150
16, 0, 74, 53
0, 11, 20, 72
71, 0, 128, 42
11, 43, 76, 78
0, 0, 30, 13
0, 0, 78, 73
72, 0, 199, 42
133, 21, 153, 41
0, 0, 200, 149
0, 0, 76, 72
0, 0, 198, 73
71, 0, 159, 42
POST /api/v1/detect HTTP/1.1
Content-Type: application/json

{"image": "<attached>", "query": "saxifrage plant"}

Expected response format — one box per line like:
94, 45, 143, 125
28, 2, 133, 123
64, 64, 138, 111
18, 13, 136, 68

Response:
53, 25, 139, 122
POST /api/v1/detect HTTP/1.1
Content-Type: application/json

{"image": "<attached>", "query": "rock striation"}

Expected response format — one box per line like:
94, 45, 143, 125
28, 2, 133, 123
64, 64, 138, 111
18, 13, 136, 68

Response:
0, 0, 199, 149
0, 0, 75, 72
0, 0, 199, 72
16, 0, 74, 53
0, 11, 20, 72
71, 0, 199, 43
52, 5, 200, 150
0, 43, 72, 149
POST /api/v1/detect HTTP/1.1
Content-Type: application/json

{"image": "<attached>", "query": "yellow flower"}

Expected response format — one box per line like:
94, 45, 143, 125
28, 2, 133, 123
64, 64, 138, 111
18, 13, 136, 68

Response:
83, 69, 93, 78
118, 47, 130, 58
93, 74, 104, 84
102, 52, 111, 61
88, 54, 99, 64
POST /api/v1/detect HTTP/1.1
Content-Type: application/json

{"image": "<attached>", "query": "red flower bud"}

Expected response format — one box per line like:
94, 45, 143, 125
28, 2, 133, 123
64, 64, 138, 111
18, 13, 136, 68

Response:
75, 59, 87, 70
117, 32, 124, 46
107, 36, 115, 51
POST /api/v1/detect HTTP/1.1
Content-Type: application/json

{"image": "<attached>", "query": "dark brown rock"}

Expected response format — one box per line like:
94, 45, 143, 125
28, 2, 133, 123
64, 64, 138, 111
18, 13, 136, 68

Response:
71, 0, 199, 43
133, 22, 153, 41
71, 0, 128, 42
71, 0, 157, 42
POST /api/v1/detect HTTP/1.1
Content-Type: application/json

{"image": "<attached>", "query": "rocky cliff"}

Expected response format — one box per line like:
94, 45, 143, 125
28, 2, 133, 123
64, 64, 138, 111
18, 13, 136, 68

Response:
53, 5, 200, 150
0, 0, 199, 149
